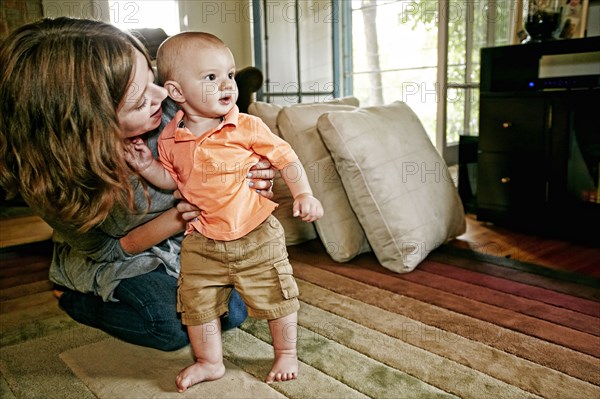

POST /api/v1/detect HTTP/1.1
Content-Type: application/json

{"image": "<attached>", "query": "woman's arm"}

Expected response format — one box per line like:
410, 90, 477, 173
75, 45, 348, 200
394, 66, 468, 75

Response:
119, 207, 185, 254
119, 190, 202, 254
47, 197, 190, 261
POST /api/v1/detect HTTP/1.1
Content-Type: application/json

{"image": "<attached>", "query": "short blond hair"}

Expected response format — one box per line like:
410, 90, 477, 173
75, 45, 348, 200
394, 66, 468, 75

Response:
156, 32, 227, 85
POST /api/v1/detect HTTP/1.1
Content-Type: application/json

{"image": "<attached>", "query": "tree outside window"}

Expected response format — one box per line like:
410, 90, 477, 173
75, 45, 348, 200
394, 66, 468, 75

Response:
349, 0, 515, 148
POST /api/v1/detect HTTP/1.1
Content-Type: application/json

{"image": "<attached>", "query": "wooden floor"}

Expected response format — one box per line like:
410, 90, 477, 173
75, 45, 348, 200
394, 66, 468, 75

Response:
0, 214, 599, 298
453, 214, 600, 278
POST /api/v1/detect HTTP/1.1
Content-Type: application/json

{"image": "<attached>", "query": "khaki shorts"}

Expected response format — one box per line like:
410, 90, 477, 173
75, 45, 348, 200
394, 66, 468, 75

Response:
177, 215, 300, 325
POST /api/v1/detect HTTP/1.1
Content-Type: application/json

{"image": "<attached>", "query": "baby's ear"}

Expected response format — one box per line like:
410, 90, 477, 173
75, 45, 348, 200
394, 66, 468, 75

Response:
164, 80, 184, 103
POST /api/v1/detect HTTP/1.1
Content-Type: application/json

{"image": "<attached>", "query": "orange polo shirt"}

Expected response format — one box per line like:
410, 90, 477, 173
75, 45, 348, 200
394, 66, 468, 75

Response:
158, 106, 298, 241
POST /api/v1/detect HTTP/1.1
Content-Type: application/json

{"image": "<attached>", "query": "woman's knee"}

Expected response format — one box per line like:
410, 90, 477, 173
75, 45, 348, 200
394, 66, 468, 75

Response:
221, 289, 248, 331
148, 321, 189, 351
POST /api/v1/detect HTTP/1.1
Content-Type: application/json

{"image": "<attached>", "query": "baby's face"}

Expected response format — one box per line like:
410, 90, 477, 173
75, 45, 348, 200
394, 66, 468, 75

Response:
178, 46, 238, 119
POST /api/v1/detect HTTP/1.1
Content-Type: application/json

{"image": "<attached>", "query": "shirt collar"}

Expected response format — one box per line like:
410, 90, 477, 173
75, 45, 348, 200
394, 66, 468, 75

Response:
222, 104, 240, 127
162, 106, 240, 141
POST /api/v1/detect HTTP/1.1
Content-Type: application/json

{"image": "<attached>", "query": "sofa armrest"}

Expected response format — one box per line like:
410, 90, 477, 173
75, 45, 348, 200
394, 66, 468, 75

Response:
235, 67, 263, 113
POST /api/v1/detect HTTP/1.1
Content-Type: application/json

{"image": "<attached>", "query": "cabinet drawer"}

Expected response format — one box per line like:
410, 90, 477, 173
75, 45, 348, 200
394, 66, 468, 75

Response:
477, 153, 547, 210
479, 97, 546, 153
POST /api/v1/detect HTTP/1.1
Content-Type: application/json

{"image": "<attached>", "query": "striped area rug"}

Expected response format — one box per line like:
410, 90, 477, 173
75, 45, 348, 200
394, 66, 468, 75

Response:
2, 240, 598, 398
278, 240, 600, 399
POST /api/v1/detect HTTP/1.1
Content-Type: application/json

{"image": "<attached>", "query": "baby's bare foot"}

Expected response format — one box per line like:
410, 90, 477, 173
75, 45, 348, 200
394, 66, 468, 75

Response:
265, 350, 298, 384
175, 361, 225, 392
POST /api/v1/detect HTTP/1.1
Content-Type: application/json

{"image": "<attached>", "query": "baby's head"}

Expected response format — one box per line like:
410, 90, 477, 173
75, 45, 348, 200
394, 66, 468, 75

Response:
157, 32, 238, 118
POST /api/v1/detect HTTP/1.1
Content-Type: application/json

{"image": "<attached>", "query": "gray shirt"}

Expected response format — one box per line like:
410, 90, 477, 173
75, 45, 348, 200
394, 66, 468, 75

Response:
47, 99, 182, 301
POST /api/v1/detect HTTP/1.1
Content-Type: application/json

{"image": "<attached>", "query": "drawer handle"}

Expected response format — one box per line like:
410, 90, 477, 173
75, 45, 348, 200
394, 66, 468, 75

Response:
501, 121, 512, 129
500, 177, 511, 184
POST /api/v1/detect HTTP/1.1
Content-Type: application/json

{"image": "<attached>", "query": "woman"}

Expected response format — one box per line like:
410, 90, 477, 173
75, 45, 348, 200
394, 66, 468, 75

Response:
0, 17, 274, 351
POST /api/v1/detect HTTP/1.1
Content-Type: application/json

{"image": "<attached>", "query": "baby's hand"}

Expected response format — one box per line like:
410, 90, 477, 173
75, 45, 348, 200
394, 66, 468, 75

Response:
292, 194, 323, 222
124, 137, 154, 172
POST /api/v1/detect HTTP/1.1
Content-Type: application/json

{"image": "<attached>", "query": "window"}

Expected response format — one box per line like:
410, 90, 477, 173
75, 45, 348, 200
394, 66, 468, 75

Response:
254, 0, 517, 160
348, 0, 439, 143
108, 1, 180, 35
446, 1, 515, 143
252, 0, 339, 105
347, 0, 516, 162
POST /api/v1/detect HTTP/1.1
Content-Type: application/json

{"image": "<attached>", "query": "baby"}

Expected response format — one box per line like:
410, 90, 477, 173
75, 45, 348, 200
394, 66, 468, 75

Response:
125, 31, 323, 392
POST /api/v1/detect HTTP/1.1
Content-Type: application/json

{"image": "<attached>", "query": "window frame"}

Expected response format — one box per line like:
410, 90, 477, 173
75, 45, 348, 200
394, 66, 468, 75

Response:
252, 0, 341, 103
253, 0, 516, 164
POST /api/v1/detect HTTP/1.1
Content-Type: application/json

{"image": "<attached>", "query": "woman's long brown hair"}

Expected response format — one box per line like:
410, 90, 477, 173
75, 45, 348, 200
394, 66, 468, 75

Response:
0, 17, 151, 232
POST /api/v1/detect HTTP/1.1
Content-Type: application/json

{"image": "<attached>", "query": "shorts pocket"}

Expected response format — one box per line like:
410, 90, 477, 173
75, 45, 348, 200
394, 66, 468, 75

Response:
274, 260, 299, 300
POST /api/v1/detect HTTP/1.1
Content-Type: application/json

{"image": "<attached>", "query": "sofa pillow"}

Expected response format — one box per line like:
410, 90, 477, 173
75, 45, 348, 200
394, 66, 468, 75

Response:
277, 98, 372, 262
317, 101, 466, 272
248, 97, 360, 137
248, 102, 283, 136
248, 98, 363, 250
248, 101, 316, 245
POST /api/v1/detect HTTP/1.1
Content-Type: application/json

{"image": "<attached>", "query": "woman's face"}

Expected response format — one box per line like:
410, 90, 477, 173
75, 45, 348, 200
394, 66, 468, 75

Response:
118, 50, 168, 138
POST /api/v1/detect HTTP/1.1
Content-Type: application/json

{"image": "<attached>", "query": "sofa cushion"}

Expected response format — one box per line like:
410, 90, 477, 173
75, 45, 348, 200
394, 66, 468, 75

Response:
248, 102, 283, 136
277, 98, 371, 262
317, 101, 466, 272
248, 98, 364, 251
247, 102, 316, 245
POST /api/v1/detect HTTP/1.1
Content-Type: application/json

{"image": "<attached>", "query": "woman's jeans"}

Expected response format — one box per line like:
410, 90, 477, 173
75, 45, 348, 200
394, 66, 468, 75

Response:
57, 267, 247, 351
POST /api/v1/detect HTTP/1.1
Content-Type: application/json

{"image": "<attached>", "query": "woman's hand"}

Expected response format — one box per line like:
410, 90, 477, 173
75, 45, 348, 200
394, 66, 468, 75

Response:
173, 190, 201, 221
248, 158, 276, 199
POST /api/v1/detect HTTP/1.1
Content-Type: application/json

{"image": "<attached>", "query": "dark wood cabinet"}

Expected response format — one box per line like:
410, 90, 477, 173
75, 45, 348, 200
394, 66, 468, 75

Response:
477, 38, 600, 242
